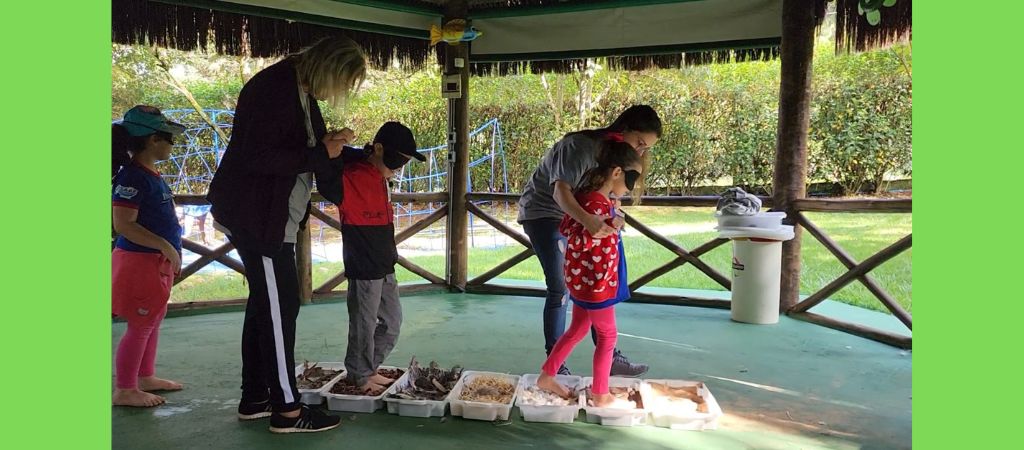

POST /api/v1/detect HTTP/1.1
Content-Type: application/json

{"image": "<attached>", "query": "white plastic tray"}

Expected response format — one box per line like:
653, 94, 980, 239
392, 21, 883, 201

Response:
716, 211, 786, 229
580, 377, 647, 427
450, 371, 521, 421
516, 374, 584, 424
641, 379, 723, 431
322, 366, 408, 413
717, 224, 795, 241
293, 362, 345, 405
383, 369, 463, 418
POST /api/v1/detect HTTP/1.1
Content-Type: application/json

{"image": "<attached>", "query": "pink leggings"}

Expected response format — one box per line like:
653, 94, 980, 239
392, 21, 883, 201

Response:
115, 308, 166, 389
541, 303, 617, 394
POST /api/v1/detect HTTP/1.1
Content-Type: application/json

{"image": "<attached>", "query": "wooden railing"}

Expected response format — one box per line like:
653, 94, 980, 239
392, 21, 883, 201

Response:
168, 192, 912, 349
785, 198, 912, 349
463, 193, 760, 310
168, 192, 451, 311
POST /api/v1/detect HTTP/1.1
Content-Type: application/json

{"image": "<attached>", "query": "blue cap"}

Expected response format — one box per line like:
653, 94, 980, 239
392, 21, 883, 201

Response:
120, 105, 185, 137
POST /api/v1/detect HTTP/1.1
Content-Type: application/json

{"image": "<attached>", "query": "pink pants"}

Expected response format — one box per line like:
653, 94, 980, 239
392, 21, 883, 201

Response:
541, 303, 618, 394
112, 249, 173, 390
115, 308, 166, 389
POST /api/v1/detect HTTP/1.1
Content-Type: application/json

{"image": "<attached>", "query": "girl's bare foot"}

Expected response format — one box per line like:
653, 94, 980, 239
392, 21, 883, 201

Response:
590, 392, 616, 407
359, 380, 387, 395
138, 376, 183, 392
369, 373, 395, 385
113, 388, 166, 407
537, 373, 571, 399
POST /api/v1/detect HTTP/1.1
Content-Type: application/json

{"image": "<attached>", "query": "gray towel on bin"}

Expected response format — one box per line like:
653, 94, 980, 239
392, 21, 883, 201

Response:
717, 187, 762, 216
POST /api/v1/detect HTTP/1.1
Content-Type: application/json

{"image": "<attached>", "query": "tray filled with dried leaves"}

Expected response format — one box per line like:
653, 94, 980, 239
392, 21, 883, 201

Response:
383, 357, 464, 418
293, 361, 345, 405
322, 366, 408, 413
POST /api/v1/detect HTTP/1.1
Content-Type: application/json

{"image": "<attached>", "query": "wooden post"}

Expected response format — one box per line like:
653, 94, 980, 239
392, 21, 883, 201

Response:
296, 223, 313, 304
444, 0, 470, 292
773, 0, 817, 312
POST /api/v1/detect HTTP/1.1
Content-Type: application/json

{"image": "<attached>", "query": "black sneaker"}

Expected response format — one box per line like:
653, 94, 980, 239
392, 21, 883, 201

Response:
269, 405, 341, 434
557, 364, 572, 376
237, 399, 272, 420
610, 349, 649, 377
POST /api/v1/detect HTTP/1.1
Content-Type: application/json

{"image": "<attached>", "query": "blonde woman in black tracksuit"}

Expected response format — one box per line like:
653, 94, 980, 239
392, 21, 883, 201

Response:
208, 36, 368, 434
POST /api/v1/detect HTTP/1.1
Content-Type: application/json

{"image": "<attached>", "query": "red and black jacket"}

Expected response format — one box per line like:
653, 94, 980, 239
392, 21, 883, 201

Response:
339, 161, 397, 280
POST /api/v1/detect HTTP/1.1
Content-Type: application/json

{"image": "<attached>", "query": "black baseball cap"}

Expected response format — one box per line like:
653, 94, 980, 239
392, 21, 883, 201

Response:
373, 122, 424, 162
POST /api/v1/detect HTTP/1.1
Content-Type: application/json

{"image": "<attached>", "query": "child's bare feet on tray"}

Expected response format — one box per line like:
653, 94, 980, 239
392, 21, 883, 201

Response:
537, 373, 571, 399
360, 380, 386, 395
369, 373, 394, 385
590, 392, 616, 407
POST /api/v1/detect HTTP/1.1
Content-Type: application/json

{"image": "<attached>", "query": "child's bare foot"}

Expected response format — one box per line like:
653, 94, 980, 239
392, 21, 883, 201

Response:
113, 388, 166, 407
360, 380, 387, 395
369, 373, 394, 385
537, 373, 571, 399
138, 376, 183, 392
590, 392, 616, 407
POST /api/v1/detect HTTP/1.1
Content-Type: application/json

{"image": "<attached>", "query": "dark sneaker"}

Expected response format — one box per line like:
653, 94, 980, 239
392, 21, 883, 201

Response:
557, 364, 572, 376
609, 349, 649, 377
269, 405, 341, 434
237, 399, 272, 420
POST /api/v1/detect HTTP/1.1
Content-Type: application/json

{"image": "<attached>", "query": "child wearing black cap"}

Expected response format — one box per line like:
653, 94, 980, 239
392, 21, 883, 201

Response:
337, 122, 425, 394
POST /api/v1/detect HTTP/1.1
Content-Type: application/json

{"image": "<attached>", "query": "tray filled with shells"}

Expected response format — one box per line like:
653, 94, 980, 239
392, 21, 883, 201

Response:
515, 374, 584, 424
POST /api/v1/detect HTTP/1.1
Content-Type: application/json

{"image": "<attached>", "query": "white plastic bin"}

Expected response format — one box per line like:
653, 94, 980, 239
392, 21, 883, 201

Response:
640, 379, 723, 431
293, 362, 345, 405
730, 238, 786, 324
580, 377, 647, 427
516, 374, 584, 424
449, 371, 521, 421
322, 366, 408, 413
383, 370, 463, 418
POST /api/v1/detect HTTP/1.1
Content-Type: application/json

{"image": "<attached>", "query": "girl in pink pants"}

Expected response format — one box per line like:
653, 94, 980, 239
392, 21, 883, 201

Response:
111, 106, 186, 407
538, 141, 642, 407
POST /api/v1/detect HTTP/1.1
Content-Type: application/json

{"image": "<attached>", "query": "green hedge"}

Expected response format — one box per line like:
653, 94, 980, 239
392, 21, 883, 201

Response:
113, 42, 912, 195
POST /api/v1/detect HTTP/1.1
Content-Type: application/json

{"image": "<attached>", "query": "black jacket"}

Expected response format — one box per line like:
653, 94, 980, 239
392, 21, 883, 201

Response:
207, 58, 350, 256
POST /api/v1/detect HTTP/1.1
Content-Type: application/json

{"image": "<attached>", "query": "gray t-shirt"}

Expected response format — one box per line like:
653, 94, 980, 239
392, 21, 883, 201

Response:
283, 172, 312, 243
517, 133, 601, 222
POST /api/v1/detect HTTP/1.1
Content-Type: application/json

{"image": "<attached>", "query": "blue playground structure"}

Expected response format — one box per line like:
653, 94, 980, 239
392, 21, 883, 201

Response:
117, 109, 514, 256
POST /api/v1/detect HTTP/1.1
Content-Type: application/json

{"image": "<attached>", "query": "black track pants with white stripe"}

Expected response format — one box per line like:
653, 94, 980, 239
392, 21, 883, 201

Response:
233, 241, 302, 412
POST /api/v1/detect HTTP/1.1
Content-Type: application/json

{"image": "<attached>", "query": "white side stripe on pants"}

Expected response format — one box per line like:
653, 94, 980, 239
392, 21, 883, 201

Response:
262, 256, 294, 404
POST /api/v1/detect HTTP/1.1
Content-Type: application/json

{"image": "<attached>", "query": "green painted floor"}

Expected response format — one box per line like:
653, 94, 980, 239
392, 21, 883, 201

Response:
112, 292, 911, 450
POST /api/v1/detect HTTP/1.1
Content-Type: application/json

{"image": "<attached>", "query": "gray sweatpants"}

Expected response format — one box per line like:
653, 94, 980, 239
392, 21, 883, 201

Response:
344, 273, 402, 386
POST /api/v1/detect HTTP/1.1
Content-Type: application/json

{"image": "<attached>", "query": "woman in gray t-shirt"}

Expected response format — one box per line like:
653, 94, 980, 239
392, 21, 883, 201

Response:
518, 105, 662, 377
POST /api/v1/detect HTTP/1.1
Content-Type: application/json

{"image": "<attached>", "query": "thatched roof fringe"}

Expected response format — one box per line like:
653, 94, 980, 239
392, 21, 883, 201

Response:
469, 46, 781, 76
112, 0, 434, 71
835, 0, 912, 52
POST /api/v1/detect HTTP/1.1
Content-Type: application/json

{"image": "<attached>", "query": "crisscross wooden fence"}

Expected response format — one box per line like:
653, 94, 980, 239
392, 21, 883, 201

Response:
167, 192, 911, 348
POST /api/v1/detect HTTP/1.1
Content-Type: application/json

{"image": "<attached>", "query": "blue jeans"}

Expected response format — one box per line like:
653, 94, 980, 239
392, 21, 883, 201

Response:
522, 219, 603, 354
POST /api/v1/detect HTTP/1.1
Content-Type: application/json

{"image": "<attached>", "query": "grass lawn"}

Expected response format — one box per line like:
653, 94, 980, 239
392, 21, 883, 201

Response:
171, 206, 911, 315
